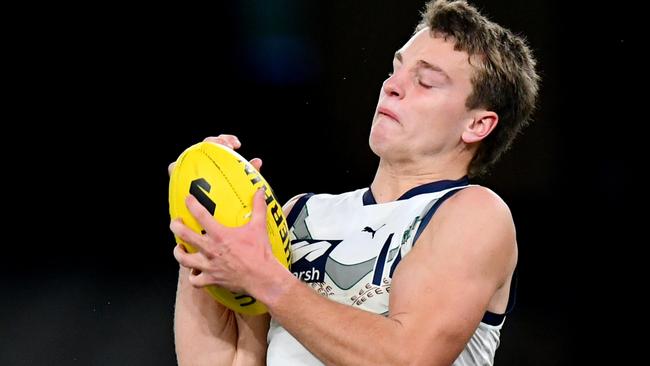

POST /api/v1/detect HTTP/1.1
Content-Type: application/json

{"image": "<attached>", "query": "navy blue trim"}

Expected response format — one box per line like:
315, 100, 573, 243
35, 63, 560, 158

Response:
480, 267, 518, 325
481, 311, 505, 326
286, 193, 313, 228
412, 188, 466, 244
399, 183, 518, 326
372, 234, 393, 285
362, 176, 469, 206
389, 250, 402, 277
362, 189, 376, 205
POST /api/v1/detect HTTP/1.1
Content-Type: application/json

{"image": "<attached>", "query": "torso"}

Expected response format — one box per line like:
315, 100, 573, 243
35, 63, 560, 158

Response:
267, 178, 511, 366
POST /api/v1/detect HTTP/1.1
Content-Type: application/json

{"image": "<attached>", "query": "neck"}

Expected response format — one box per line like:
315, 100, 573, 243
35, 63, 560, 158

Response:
369, 158, 468, 203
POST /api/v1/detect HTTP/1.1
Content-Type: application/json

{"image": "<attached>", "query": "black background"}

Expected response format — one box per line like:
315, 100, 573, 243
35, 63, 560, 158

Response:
2, 1, 633, 365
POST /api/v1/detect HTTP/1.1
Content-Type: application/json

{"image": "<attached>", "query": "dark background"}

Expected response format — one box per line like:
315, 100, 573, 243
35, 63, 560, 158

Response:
2, 1, 633, 365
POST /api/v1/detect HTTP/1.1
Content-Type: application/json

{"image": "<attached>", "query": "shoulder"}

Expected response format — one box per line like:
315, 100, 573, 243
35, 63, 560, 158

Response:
387, 187, 517, 362
442, 185, 514, 225
420, 185, 517, 281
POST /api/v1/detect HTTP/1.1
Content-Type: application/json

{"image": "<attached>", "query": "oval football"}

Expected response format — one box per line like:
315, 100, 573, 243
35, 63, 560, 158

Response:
169, 141, 291, 315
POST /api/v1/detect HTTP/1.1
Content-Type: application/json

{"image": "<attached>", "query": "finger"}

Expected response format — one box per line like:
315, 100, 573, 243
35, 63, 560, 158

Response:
170, 219, 209, 252
250, 188, 269, 228
204, 135, 241, 149
168, 161, 176, 176
173, 244, 209, 270
249, 158, 263, 171
204, 136, 235, 149
216, 134, 241, 148
188, 270, 213, 288
184, 194, 227, 241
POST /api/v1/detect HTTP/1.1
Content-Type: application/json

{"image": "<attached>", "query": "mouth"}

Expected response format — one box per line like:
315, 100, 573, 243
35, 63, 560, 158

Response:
377, 107, 399, 123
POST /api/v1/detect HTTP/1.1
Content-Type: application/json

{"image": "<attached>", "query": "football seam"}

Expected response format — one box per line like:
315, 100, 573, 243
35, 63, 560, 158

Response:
199, 145, 247, 209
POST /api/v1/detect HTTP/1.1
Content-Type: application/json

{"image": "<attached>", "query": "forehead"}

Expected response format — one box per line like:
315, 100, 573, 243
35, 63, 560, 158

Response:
397, 28, 475, 80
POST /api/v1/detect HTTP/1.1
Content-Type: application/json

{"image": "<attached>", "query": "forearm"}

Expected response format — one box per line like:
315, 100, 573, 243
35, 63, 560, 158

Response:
258, 272, 408, 366
232, 313, 269, 366
174, 266, 237, 366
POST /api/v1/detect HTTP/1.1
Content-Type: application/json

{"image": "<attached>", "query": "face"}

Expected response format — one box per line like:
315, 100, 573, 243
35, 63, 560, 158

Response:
369, 28, 478, 162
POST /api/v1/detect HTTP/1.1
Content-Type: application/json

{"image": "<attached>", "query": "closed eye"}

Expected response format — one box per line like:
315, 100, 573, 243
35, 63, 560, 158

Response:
418, 79, 433, 89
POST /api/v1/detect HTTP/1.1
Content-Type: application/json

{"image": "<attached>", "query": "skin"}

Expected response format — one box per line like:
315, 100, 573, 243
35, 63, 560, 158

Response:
172, 134, 268, 366
171, 28, 517, 365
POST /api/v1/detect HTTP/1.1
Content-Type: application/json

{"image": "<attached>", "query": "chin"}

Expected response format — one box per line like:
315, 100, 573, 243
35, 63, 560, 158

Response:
369, 130, 389, 157
370, 116, 403, 152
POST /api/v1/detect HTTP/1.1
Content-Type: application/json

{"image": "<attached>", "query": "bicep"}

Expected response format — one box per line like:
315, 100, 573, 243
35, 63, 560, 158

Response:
387, 188, 516, 364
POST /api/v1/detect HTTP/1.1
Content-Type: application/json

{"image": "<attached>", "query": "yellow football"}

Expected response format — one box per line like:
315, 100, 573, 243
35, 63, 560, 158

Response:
169, 141, 291, 315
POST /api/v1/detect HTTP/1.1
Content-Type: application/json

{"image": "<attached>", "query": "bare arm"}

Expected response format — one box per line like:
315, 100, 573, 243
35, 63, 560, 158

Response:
231, 194, 306, 366
174, 266, 238, 365
173, 134, 271, 365
257, 186, 517, 365
231, 313, 269, 366
171, 161, 517, 363
172, 146, 305, 366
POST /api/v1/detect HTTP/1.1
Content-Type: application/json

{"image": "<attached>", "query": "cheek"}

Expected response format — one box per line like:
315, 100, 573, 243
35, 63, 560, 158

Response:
416, 96, 464, 130
405, 106, 454, 148
407, 106, 437, 134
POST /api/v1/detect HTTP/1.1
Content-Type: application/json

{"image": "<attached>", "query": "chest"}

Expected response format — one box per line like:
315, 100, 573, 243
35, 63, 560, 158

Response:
289, 210, 424, 313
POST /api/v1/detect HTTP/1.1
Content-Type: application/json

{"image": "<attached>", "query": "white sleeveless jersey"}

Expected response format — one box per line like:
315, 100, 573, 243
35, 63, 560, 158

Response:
267, 178, 507, 366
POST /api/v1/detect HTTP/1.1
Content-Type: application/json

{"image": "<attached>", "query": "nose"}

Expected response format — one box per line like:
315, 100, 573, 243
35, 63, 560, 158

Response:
382, 72, 404, 99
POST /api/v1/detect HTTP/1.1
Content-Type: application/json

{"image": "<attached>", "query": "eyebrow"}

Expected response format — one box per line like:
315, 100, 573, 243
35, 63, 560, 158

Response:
394, 51, 451, 83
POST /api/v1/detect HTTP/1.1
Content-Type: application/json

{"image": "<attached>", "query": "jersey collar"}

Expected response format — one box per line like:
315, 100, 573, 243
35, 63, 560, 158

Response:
362, 176, 470, 206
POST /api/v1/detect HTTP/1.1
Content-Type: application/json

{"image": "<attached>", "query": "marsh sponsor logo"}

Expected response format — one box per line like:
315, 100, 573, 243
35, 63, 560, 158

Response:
291, 240, 342, 283
291, 234, 397, 290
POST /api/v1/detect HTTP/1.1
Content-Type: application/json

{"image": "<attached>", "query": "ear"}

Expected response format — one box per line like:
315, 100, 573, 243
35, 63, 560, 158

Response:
461, 111, 499, 144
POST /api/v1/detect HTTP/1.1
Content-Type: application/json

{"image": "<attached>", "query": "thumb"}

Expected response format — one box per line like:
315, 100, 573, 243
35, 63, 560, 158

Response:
250, 188, 268, 227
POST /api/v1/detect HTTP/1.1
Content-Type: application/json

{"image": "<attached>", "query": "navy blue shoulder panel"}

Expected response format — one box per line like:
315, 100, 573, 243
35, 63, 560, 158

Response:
286, 193, 314, 228
412, 188, 465, 244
